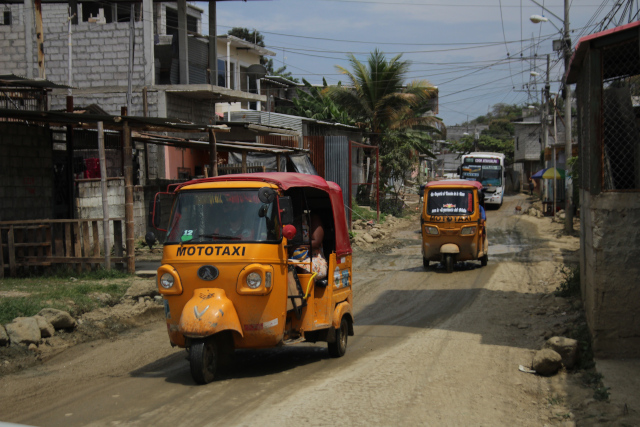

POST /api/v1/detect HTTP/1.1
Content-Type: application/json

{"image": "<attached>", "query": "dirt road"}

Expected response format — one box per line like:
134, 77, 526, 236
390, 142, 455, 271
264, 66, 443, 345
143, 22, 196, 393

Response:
0, 193, 590, 426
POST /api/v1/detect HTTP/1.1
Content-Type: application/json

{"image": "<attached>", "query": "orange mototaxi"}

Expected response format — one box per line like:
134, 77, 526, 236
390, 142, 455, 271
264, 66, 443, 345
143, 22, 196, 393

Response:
151, 172, 354, 384
420, 179, 488, 273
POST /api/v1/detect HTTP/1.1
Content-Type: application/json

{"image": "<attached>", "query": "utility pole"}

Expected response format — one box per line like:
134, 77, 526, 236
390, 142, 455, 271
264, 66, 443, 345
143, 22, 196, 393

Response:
542, 54, 549, 207
563, 0, 574, 233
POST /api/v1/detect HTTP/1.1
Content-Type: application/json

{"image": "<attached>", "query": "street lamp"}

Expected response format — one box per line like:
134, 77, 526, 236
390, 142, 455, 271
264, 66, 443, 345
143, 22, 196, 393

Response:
529, 0, 573, 233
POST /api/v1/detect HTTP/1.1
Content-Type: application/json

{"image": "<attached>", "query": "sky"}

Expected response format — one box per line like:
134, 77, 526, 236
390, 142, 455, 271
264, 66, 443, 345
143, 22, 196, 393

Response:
195, 0, 630, 126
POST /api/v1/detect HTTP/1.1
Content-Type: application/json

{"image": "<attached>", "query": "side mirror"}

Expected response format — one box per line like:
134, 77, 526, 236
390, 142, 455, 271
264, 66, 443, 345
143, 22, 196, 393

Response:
278, 196, 294, 225
258, 187, 277, 204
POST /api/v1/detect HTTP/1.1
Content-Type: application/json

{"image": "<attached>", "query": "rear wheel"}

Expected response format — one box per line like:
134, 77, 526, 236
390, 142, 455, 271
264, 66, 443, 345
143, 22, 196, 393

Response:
445, 254, 454, 273
189, 338, 218, 384
481, 254, 488, 266
422, 257, 430, 269
328, 317, 348, 358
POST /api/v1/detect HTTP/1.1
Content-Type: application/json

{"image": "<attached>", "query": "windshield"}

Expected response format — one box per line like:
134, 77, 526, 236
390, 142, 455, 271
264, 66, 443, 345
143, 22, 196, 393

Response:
461, 164, 502, 187
165, 189, 281, 244
427, 189, 475, 216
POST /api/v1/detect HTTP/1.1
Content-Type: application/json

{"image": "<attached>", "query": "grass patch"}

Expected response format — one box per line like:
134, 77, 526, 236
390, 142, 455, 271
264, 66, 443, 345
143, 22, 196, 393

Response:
582, 371, 611, 401
0, 270, 132, 324
351, 203, 388, 223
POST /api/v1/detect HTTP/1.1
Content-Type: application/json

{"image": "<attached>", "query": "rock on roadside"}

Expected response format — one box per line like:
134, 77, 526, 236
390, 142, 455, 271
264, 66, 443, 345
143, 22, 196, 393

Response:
543, 336, 579, 369
5, 317, 41, 346
124, 279, 159, 300
37, 308, 77, 329
533, 348, 563, 376
0, 324, 9, 346
33, 315, 56, 338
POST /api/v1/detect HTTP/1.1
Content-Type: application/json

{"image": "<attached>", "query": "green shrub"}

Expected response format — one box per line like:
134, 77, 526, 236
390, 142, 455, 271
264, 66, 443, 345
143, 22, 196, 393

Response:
554, 265, 580, 297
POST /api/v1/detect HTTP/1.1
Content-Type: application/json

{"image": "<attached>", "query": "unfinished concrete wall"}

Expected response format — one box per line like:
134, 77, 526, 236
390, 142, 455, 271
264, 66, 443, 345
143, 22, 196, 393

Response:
580, 190, 640, 357
0, 5, 30, 77
76, 179, 145, 242
0, 123, 53, 221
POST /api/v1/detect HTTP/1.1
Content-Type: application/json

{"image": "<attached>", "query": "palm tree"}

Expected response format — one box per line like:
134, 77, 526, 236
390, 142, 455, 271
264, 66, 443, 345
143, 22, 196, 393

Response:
328, 50, 442, 195
285, 78, 355, 125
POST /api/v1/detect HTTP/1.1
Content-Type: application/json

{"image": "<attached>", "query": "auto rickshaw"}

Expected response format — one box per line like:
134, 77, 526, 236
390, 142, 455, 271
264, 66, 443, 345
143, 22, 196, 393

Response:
420, 179, 488, 273
151, 172, 354, 384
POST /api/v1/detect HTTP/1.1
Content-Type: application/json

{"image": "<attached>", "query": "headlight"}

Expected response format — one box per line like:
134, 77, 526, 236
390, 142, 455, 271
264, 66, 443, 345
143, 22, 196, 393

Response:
246, 272, 262, 289
160, 273, 174, 289
425, 226, 439, 235
460, 226, 477, 235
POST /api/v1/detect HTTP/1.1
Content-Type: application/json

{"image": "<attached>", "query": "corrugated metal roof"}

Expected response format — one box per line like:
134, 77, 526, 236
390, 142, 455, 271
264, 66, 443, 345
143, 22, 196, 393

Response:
0, 108, 230, 132
0, 74, 69, 89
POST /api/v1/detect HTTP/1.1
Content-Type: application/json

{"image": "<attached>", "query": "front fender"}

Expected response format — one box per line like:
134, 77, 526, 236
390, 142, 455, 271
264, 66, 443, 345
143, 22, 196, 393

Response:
179, 288, 243, 339
440, 243, 460, 254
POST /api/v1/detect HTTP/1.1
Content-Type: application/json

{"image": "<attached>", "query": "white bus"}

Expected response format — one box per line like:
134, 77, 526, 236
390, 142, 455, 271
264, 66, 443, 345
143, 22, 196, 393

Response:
459, 152, 506, 208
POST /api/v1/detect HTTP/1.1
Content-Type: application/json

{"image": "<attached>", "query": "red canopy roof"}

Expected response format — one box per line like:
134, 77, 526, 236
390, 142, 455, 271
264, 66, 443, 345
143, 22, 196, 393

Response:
179, 173, 352, 256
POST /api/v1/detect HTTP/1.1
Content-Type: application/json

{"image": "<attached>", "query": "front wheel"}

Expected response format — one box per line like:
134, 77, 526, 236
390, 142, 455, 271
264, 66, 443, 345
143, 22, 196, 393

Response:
422, 257, 430, 269
445, 254, 454, 273
328, 317, 349, 358
189, 338, 218, 384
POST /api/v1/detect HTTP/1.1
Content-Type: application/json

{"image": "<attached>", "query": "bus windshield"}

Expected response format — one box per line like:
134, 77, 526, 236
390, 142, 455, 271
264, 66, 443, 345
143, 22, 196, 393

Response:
165, 189, 281, 244
461, 163, 502, 187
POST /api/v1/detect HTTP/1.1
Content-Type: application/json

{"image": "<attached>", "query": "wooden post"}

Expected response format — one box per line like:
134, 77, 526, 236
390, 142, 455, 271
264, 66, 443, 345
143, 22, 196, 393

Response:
34, 0, 46, 79
8, 227, 16, 277
376, 147, 380, 222
98, 121, 111, 270
122, 116, 136, 274
242, 151, 247, 173
0, 227, 4, 279
209, 128, 218, 177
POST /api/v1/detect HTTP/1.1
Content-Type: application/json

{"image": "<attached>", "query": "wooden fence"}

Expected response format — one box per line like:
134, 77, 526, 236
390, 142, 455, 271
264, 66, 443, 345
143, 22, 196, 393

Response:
0, 218, 127, 278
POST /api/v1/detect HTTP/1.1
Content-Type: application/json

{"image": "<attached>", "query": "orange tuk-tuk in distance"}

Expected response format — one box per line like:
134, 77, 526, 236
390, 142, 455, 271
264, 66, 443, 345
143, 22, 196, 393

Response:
151, 172, 354, 384
420, 179, 488, 273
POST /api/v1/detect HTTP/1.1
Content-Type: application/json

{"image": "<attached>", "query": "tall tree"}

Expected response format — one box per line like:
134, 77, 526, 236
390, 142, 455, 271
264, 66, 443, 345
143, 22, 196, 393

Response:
328, 50, 442, 193
285, 78, 354, 124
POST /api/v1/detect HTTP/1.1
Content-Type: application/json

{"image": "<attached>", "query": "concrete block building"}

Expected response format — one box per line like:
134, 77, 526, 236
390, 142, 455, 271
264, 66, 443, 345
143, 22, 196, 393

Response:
0, 0, 271, 182
567, 21, 640, 358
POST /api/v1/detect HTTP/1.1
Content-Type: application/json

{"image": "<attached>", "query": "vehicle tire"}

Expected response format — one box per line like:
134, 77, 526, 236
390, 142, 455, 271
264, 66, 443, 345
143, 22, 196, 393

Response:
189, 338, 218, 384
481, 254, 488, 266
445, 254, 454, 273
422, 257, 430, 269
328, 316, 348, 358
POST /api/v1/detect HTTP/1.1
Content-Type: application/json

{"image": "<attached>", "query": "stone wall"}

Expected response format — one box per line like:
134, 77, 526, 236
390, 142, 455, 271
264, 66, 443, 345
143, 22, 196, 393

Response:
76, 179, 146, 242
0, 123, 53, 221
580, 190, 640, 357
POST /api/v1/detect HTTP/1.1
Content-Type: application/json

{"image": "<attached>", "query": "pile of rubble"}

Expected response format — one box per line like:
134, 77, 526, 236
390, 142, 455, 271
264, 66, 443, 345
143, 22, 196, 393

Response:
0, 308, 76, 350
0, 278, 161, 352
350, 215, 404, 248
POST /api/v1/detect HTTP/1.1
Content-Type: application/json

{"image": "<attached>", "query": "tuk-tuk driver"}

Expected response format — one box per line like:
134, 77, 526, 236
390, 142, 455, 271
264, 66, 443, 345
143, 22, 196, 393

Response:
216, 200, 254, 240
296, 213, 328, 280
